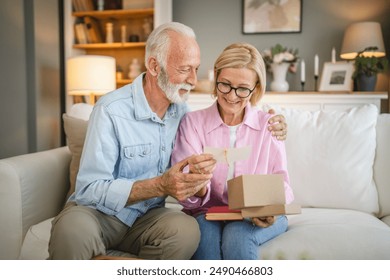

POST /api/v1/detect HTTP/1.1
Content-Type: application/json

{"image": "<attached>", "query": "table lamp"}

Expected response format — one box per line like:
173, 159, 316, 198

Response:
67, 55, 116, 104
340, 21, 386, 59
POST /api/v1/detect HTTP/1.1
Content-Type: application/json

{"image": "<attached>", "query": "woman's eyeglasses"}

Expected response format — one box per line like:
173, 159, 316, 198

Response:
216, 82, 257, 98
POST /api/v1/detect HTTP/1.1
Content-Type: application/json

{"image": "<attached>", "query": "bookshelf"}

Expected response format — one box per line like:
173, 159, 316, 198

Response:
72, 9, 153, 87
64, 0, 172, 109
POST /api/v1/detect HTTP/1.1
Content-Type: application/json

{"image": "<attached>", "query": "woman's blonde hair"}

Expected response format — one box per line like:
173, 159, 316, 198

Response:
213, 43, 266, 106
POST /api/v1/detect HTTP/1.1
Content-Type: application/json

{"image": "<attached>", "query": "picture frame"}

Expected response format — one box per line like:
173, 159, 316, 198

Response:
318, 62, 354, 92
242, 0, 302, 34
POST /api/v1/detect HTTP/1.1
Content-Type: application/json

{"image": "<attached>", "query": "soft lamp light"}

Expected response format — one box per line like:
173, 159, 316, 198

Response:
67, 55, 116, 104
340, 21, 385, 60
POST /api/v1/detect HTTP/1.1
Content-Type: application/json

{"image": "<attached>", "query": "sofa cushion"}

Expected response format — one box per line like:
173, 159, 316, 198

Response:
374, 114, 390, 218
260, 208, 390, 259
19, 218, 52, 260
263, 104, 379, 214
63, 104, 93, 198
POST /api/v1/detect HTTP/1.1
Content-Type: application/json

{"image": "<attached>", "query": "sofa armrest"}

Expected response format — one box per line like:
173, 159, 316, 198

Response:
0, 147, 71, 259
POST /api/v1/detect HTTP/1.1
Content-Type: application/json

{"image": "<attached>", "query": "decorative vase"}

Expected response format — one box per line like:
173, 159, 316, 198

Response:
270, 63, 290, 92
356, 74, 377, 91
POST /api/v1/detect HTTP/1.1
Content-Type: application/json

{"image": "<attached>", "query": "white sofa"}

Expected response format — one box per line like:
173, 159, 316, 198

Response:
1, 103, 390, 260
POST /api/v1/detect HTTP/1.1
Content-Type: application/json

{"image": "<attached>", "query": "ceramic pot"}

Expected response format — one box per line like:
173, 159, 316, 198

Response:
356, 74, 377, 91
270, 63, 289, 92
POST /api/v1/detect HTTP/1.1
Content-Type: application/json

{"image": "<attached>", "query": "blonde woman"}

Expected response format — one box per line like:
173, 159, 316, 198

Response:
171, 43, 294, 260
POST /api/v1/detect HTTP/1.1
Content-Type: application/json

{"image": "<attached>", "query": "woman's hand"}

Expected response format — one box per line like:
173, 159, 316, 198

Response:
251, 216, 275, 228
267, 108, 287, 140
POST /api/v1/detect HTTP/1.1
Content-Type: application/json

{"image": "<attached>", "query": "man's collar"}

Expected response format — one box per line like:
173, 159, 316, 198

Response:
133, 73, 179, 121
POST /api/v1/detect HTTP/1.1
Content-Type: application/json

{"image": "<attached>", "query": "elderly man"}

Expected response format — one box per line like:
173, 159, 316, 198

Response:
48, 22, 287, 260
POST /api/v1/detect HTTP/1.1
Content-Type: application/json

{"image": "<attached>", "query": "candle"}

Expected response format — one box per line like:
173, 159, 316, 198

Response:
331, 47, 336, 63
301, 60, 305, 83
314, 54, 319, 76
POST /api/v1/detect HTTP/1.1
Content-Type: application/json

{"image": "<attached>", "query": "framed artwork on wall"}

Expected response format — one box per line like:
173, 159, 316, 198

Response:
242, 0, 302, 34
318, 62, 354, 92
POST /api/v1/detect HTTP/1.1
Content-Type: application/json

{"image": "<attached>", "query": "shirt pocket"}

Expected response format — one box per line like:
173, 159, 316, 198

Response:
120, 143, 154, 178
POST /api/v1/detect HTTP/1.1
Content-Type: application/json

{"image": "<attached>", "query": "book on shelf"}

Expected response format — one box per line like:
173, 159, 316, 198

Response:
74, 23, 88, 44
73, 0, 95, 11
83, 16, 103, 43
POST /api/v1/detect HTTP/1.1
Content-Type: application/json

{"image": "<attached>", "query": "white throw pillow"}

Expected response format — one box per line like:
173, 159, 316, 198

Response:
262, 104, 379, 214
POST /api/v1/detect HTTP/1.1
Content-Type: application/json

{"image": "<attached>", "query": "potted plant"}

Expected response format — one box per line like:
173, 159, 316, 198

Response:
353, 46, 388, 91
262, 44, 299, 92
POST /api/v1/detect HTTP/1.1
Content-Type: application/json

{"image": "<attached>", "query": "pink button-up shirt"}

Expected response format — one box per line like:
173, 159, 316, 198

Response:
171, 102, 294, 216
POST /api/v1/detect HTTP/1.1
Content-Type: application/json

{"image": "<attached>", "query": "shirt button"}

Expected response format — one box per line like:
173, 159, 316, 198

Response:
162, 146, 165, 151
143, 151, 147, 155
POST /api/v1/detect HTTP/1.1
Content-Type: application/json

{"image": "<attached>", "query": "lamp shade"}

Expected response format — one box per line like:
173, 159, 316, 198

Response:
67, 55, 116, 96
340, 22, 386, 59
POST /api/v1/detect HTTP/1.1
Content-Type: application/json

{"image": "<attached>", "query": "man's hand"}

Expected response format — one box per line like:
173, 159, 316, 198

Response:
267, 108, 287, 140
187, 154, 216, 197
251, 216, 275, 228
160, 154, 216, 201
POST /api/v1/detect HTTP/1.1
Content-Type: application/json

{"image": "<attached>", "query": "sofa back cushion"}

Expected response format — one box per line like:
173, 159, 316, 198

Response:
263, 104, 379, 215
374, 114, 390, 218
64, 103, 380, 216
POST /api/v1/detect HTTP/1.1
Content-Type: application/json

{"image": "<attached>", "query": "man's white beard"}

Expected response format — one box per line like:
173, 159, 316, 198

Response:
157, 68, 193, 104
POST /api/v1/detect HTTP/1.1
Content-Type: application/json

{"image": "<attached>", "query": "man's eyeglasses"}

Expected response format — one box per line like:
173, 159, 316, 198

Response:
216, 82, 257, 98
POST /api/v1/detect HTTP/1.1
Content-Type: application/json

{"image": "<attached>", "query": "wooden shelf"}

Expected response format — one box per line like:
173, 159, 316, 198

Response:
71, 5, 154, 89
73, 42, 146, 49
72, 8, 154, 19
117, 78, 132, 85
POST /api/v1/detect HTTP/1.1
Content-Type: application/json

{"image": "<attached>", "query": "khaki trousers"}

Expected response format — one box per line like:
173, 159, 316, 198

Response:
48, 202, 200, 260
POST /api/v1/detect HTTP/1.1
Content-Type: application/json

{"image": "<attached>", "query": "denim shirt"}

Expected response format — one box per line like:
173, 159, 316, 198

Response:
68, 73, 189, 227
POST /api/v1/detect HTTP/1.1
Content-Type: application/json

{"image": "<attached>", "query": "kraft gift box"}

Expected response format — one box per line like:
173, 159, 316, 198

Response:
227, 174, 286, 210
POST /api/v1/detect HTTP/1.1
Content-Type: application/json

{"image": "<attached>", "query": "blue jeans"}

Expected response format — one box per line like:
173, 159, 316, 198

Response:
192, 214, 288, 260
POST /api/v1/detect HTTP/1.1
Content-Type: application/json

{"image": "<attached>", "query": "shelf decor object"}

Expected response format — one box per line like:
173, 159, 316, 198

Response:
271, 62, 290, 92
318, 62, 354, 92
340, 21, 385, 59
340, 21, 387, 91
67, 55, 116, 104
263, 44, 299, 92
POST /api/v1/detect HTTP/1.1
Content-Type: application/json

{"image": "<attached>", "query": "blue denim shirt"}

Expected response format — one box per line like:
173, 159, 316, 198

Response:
68, 73, 189, 227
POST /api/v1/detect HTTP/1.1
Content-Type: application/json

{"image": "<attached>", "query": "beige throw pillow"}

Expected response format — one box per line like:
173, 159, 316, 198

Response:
63, 113, 89, 199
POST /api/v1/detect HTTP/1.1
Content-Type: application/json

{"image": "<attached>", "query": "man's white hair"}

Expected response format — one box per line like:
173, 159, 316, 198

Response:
145, 22, 196, 70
